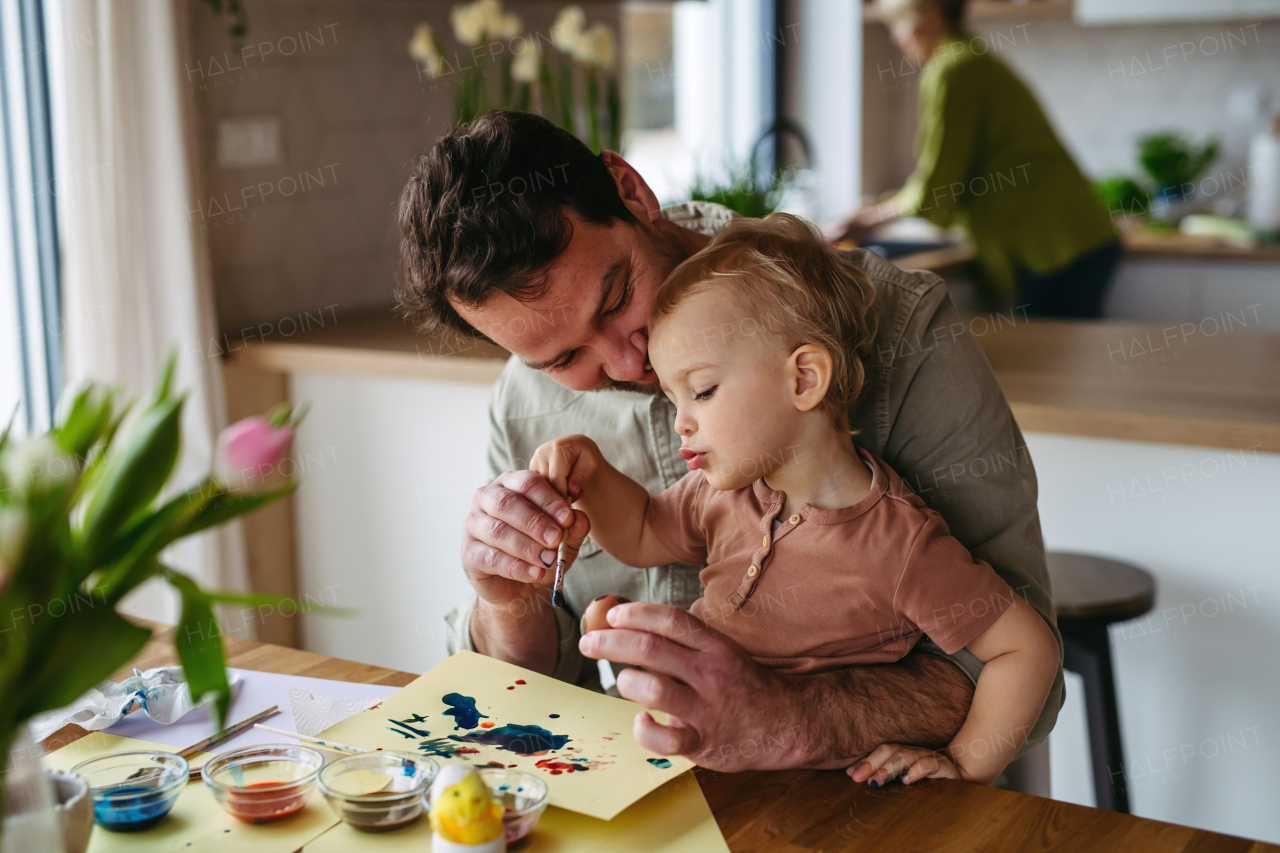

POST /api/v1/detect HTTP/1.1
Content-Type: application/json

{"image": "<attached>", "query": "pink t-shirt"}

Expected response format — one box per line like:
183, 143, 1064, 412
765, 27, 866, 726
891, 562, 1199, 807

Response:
645, 447, 1018, 675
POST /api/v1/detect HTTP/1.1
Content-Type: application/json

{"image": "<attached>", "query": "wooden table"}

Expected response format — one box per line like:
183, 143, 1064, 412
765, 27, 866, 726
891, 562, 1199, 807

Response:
44, 624, 1278, 853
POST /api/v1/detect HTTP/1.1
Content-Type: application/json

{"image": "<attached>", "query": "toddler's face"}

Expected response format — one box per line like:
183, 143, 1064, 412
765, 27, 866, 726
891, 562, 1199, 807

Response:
649, 289, 801, 491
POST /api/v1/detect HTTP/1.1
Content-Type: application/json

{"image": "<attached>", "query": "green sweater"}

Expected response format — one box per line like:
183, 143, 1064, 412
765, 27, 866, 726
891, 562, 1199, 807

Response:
894, 34, 1116, 297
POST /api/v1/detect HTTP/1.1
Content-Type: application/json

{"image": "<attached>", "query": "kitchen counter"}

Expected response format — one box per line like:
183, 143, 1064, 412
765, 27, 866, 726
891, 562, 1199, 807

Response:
235, 307, 1280, 454
891, 228, 1280, 273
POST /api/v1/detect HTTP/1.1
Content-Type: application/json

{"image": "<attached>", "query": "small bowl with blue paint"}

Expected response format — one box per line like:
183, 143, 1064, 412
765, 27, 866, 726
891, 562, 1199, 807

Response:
478, 768, 548, 843
319, 752, 439, 832
71, 751, 188, 832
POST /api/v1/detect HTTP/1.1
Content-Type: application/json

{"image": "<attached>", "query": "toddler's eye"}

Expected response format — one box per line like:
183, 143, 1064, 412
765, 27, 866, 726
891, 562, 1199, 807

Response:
693, 386, 717, 401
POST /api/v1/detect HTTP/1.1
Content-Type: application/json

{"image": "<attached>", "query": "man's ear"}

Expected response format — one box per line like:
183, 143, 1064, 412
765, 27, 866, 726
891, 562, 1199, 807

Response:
789, 345, 833, 413
603, 151, 662, 223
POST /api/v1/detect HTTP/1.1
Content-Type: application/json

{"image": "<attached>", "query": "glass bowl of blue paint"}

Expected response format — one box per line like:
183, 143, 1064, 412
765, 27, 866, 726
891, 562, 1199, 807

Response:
478, 768, 548, 843
318, 752, 438, 832
71, 751, 188, 831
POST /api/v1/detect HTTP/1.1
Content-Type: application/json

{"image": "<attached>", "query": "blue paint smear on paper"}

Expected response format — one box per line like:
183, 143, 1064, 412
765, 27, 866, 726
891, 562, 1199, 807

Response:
388, 719, 430, 737
442, 693, 489, 730
403, 713, 428, 724
417, 738, 463, 758
450, 724, 570, 755
548, 714, 560, 718
647, 758, 672, 769
386, 727, 417, 740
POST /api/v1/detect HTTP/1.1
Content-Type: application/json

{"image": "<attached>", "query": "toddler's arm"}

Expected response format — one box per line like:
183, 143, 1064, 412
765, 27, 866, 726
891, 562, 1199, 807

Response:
851, 599, 1059, 786
529, 435, 675, 569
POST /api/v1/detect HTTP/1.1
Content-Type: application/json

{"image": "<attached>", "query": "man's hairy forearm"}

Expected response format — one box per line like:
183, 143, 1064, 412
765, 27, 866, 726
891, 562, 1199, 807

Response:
470, 593, 559, 676
789, 652, 975, 769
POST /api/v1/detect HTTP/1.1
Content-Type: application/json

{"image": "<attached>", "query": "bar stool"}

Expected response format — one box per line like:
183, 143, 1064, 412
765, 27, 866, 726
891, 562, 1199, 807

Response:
1047, 552, 1156, 814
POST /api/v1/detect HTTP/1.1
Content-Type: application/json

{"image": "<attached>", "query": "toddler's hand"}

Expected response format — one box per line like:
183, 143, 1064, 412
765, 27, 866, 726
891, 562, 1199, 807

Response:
530, 434, 602, 505
846, 743, 961, 787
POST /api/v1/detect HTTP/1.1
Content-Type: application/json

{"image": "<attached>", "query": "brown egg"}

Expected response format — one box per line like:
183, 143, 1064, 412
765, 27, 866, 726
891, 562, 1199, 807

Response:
580, 595, 630, 634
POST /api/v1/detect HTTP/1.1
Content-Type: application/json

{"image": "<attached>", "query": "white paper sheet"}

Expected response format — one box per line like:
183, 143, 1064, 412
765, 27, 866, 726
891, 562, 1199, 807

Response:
103, 668, 400, 749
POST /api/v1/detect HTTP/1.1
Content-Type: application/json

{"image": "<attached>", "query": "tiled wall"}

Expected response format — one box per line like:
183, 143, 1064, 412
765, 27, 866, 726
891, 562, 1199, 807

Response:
184, 0, 618, 333
863, 16, 1280, 197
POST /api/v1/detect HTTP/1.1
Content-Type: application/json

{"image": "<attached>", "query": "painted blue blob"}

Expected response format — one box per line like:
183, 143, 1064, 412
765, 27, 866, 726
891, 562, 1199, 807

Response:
646, 758, 672, 769
386, 726, 417, 739
403, 713, 428, 723
450, 724, 570, 755
548, 714, 560, 718
442, 693, 489, 730
92, 786, 180, 831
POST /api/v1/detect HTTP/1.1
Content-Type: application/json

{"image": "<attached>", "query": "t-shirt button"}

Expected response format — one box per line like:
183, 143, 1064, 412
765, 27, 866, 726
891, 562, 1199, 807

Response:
789, 514, 800, 524
762, 534, 769, 548
747, 565, 758, 577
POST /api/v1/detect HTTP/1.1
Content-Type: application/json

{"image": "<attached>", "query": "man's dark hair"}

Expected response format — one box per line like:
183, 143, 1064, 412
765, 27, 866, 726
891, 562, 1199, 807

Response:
397, 110, 638, 339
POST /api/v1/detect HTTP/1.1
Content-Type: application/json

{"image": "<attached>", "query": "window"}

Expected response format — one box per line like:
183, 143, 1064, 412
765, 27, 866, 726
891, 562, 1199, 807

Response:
0, 0, 61, 436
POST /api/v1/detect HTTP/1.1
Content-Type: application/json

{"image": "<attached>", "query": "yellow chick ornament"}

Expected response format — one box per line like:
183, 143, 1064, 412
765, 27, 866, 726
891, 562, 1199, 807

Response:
429, 765, 506, 853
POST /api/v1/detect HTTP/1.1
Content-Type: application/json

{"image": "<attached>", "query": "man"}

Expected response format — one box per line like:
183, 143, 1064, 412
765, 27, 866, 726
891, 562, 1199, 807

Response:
398, 110, 1063, 774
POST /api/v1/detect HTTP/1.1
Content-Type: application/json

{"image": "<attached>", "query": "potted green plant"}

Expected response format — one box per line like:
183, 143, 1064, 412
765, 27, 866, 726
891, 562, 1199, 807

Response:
0, 355, 312, 824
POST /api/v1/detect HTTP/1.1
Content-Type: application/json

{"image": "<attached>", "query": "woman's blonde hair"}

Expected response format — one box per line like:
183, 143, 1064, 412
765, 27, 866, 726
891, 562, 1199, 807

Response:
650, 213, 878, 428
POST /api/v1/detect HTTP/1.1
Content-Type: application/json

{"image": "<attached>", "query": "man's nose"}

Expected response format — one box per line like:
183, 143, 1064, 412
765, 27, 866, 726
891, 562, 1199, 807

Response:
602, 330, 649, 381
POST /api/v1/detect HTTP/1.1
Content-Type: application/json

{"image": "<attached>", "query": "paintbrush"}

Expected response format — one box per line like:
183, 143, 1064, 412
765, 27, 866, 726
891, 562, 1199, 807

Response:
177, 705, 280, 758
121, 705, 281, 783
253, 723, 367, 755
550, 535, 568, 607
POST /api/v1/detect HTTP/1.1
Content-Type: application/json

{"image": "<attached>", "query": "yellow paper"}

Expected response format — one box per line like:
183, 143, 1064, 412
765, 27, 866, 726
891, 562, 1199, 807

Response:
305, 771, 729, 853
318, 651, 694, 820
43, 732, 339, 853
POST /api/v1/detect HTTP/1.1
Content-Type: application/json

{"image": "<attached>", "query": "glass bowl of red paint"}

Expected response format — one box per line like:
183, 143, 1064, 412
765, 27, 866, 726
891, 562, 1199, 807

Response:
318, 752, 438, 832
478, 768, 548, 843
202, 744, 324, 824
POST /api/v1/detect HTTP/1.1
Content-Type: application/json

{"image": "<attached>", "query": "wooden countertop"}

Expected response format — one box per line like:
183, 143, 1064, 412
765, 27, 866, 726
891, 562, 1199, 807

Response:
890, 229, 1280, 272
44, 623, 1280, 853
237, 308, 1280, 454
978, 317, 1280, 453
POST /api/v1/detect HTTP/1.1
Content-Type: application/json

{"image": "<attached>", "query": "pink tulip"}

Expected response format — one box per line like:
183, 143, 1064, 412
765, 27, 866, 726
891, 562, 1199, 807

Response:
216, 416, 295, 492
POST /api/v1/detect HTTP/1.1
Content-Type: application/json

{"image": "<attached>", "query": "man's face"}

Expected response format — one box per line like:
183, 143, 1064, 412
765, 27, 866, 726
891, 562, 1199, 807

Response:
453, 212, 687, 393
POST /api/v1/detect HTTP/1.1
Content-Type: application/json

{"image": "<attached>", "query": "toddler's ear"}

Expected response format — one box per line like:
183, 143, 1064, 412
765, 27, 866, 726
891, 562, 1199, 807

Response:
789, 345, 834, 413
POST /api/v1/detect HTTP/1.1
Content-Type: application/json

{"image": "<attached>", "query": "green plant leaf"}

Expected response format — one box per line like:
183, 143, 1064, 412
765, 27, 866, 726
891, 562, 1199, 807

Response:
80, 395, 185, 564
93, 486, 213, 603
166, 570, 231, 729
54, 384, 115, 459
16, 607, 151, 719
202, 589, 354, 618
179, 479, 298, 538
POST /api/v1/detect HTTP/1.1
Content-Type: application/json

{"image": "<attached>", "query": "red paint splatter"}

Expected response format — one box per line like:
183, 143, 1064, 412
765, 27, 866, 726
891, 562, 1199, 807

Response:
535, 759, 590, 775
480, 722, 495, 728
506, 686, 514, 690
602, 737, 613, 741
455, 747, 481, 755
515, 680, 526, 685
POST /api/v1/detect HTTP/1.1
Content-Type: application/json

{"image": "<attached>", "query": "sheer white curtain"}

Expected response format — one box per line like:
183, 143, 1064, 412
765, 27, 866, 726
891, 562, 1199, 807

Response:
44, 0, 248, 619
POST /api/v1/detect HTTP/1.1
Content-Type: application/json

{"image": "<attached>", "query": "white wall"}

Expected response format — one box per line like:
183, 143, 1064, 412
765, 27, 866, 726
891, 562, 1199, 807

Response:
291, 371, 491, 674
1030, 432, 1280, 842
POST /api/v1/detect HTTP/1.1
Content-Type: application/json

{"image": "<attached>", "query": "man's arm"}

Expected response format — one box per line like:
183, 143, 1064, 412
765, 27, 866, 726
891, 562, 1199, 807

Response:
872, 282, 1065, 752
582, 602, 975, 772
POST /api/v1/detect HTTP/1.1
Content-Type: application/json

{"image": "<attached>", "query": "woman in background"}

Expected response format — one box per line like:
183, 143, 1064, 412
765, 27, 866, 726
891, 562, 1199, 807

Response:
836, 0, 1120, 318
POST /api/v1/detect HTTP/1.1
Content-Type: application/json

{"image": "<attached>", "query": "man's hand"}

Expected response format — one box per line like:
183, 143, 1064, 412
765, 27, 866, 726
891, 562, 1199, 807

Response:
580, 602, 805, 771
463, 470, 590, 674
579, 602, 977, 771
463, 470, 589, 607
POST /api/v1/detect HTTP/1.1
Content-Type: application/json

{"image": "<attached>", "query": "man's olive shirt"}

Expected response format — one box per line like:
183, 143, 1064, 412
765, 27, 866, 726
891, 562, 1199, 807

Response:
444, 202, 1064, 754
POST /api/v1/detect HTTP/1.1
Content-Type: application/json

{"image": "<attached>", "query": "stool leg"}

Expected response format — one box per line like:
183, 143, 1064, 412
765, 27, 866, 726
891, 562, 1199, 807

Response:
1061, 622, 1130, 813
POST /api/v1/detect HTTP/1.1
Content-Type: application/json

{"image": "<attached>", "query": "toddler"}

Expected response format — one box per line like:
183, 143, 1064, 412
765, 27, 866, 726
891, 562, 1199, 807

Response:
530, 213, 1058, 786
